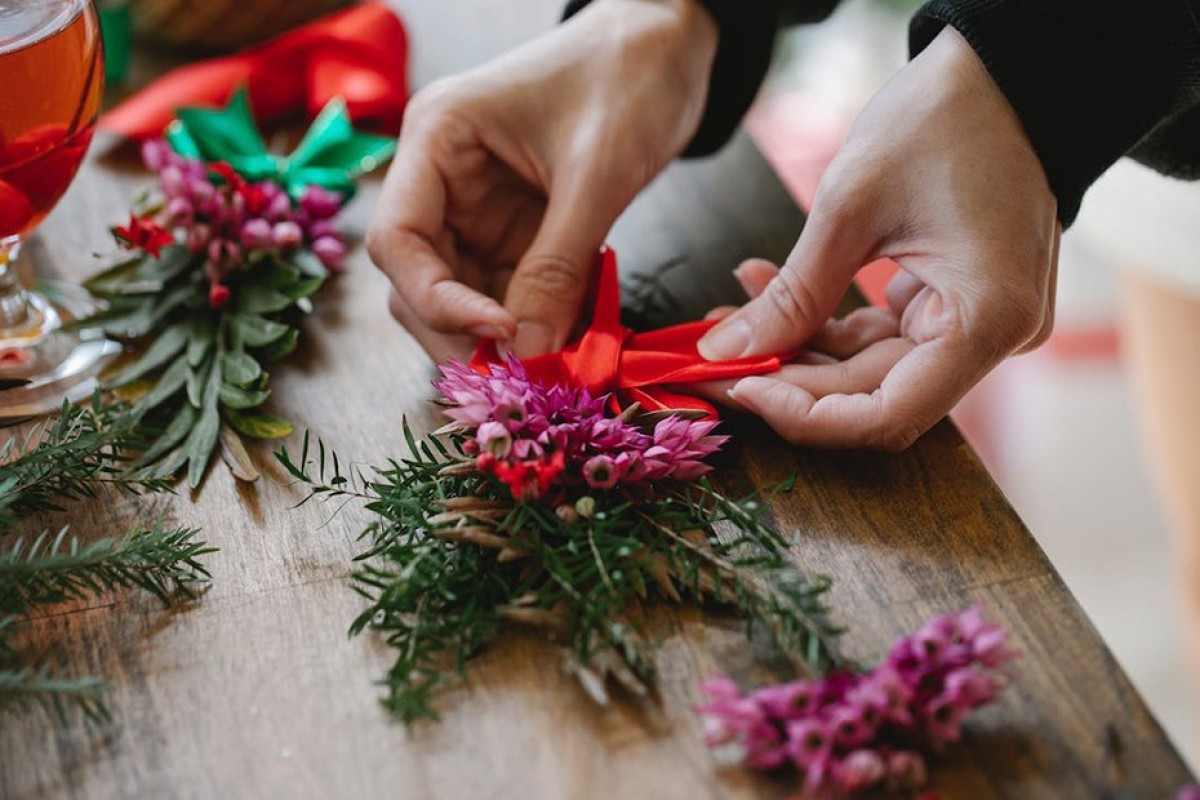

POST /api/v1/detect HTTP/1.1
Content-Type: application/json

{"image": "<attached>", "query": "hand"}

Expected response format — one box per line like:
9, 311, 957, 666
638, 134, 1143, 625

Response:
696, 26, 1061, 451
367, 0, 718, 363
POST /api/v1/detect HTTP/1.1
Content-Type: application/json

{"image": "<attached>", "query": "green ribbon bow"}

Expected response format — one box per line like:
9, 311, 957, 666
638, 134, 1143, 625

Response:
165, 86, 396, 201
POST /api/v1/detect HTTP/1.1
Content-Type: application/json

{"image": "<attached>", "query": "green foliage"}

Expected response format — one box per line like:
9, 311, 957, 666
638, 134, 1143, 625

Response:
0, 401, 215, 722
80, 244, 325, 488
278, 427, 842, 725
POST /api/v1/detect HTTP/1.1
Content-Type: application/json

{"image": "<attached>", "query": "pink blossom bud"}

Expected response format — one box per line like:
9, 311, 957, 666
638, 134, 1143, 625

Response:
164, 196, 193, 226
189, 179, 216, 207
272, 220, 303, 249
266, 191, 292, 221
207, 239, 225, 265
307, 219, 338, 241
838, 749, 887, 791
583, 455, 618, 490
887, 751, 928, 790
240, 218, 273, 250
159, 165, 186, 197
187, 223, 212, 254
311, 235, 347, 272
476, 421, 512, 458
299, 185, 343, 219
141, 139, 173, 172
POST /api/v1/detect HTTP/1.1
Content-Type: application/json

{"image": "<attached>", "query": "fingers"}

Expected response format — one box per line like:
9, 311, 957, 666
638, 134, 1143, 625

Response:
732, 258, 779, 299
806, 307, 900, 360
697, 207, 869, 361
728, 336, 981, 451
388, 289, 478, 365
503, 175, 621, 358
366, 103, 517, 340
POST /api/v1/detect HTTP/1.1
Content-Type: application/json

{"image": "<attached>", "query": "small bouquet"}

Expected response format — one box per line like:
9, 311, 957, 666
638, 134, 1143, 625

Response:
698, 604, 1018, 798
280, 353, 843, 722
82, 88, 393, 486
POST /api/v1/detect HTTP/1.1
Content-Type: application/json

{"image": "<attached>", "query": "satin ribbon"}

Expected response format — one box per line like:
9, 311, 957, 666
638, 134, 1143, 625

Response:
472, 248, 786, 419
166, 86, 395, 199
100, 2, 408, 140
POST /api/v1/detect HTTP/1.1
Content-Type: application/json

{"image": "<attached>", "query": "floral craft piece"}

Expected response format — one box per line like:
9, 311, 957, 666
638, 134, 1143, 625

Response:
81, 88, 393, 487
280, 359, 842, 722
698, 604, 1018, 798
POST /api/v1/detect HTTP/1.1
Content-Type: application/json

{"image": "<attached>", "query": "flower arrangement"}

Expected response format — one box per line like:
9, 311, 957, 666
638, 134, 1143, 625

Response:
279, 355, 844, 723
81, 88, 393, 487
698, 604, 1018, 798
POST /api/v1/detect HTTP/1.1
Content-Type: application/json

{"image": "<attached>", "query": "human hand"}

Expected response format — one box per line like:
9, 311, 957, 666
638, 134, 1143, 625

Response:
695, 26, 1062, 451
367, 0, 718, 363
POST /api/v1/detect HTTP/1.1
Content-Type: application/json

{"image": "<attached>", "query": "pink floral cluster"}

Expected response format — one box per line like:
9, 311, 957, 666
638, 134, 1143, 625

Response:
698, 604, 1017, 798
434, 358, 728, 502
132, 140, 348, 309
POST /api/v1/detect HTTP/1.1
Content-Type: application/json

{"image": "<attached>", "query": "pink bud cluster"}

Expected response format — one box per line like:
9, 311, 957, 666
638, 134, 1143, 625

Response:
697, 604, 1018, 798
433, 358, 728, 502
139, 140, 348, 309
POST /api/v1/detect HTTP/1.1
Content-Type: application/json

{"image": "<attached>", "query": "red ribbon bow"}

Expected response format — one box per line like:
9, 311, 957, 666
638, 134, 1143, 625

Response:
100, 2, 409, 140
471, 248, 786, 419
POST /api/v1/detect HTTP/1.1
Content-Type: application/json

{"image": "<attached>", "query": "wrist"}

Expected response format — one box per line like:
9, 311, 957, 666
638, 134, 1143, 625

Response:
577, 0, 718, 94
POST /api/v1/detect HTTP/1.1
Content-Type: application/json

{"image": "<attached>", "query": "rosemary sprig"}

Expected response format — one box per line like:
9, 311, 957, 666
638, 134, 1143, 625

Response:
278, 426, 843, 725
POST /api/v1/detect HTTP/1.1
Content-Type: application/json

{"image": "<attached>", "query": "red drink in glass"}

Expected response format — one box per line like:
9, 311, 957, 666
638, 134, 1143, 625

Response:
0, 1, 103, 239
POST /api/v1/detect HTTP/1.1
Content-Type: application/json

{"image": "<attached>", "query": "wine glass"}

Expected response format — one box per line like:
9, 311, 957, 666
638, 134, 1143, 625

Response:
0, 0, 118, 418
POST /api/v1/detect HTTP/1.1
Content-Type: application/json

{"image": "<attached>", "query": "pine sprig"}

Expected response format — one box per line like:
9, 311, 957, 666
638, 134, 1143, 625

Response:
0, 396, 168, 526
0, 663, 109, 723
0, 525, 213, 618
278, 426, 843, 725
0, 399, 217, 722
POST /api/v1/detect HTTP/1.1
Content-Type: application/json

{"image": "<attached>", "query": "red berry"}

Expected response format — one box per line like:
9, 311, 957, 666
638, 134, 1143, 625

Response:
208, 283, 231, 309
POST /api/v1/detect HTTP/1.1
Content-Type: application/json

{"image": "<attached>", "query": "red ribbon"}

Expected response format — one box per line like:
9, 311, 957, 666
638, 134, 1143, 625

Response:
471, 248, 786, 419
100, 2, 409, 140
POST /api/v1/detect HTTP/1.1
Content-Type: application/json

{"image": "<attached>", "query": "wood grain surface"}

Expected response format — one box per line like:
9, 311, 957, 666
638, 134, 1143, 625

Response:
0, 2, 1193, 798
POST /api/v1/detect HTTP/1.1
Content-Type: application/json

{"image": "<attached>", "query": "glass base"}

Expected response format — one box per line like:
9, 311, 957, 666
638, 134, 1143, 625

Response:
0, 278, 120, 421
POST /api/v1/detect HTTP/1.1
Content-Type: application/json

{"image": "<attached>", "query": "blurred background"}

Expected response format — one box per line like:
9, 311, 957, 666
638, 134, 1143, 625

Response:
746, 0, 1198, 767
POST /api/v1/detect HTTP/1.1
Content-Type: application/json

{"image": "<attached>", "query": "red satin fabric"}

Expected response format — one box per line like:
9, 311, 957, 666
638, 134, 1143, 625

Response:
471, 248, 786, 419
100, 2, 408, 139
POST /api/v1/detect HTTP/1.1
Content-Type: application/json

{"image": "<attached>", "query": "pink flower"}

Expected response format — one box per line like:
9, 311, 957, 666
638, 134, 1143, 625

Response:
299, 185, 343, 219
583, 455, 618, 490
476, 421, 511, 458
239, 217, 274, 249
751, 680, 817, 718
887, 751, 928, 790
312, 235, 348, 272
837, 749, 886, 792
272, 220, 303, 249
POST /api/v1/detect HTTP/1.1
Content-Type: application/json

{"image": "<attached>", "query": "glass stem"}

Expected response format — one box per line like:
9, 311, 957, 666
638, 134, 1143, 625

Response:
0, 235, 30, 332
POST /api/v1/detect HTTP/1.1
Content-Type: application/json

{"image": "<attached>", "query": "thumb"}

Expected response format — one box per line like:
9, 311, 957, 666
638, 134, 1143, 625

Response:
697, 207, 869, 360
504, 183, 618, 358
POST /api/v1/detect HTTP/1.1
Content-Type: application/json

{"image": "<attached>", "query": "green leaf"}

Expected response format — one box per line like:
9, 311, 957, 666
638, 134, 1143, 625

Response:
225, 408, 295, 440
231, 314, 290, 348
256, 328, 299, 362
187, 316, 215, 368
132, 244, 195, 285
234, 282, 294, 315
218, 383, 270, 410
281, 276, 324, 303
185, 361, 222, 488
222, 351, 262, 387
106, 322, 189, 388
186, 363, 206, 409
82, 256, 143, 294
135, 356, 190, 413
133, 402, 198, 467
291, 250, 329, 279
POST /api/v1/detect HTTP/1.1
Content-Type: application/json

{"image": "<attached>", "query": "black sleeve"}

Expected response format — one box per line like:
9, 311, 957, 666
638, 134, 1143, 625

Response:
563, 1, 840, 157
910, 1, 1200, 225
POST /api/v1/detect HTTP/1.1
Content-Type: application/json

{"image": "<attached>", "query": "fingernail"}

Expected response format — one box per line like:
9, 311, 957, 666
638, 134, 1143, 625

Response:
727, 379, 761, 413
698, 319, 751, 361
513, 321, 556, 358
467, 323, 510, 341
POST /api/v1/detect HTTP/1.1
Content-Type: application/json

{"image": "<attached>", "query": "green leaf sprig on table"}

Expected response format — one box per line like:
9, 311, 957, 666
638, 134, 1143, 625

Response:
0, 398, 214, 722
79, 88, 394, 488
278, 357, 843, 725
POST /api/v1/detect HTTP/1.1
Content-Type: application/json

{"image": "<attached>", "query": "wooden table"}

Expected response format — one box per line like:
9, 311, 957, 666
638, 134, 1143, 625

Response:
1, 2, 1193, 798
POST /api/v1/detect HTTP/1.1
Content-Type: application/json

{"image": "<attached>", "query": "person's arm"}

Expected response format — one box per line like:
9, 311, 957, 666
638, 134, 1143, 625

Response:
911, 0, 1200, 225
